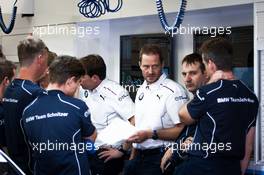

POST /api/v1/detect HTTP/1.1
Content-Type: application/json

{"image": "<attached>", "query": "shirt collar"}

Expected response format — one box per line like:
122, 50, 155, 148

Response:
89, 79, 107, 94
142, 73, 167, 91
48, 89, 65, 96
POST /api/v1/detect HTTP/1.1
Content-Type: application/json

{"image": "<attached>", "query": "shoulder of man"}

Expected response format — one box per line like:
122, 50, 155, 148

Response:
198, 80, 224, 95
19, 80, 47, 97
100, 79, 130, 100
60, 94, 88, 110
161, 78, 187, 94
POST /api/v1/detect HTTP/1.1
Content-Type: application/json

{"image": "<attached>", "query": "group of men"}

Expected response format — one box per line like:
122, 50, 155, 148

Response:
0, 36, 259, 175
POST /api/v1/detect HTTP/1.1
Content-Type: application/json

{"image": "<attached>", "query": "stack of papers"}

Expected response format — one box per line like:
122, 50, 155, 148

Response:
96, 117, 137, 147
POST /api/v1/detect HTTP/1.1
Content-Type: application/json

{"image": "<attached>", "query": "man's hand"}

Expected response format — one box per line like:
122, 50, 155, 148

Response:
98, 147, 123, 163
127, 130, 151, 143
160, 148, 173, 173
207, 70, 225, 84
207, 70, 235, 84
180, 137, 193, 152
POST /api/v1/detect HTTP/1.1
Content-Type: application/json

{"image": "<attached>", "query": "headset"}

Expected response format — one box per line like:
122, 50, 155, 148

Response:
156, 0, 187, 33
78, 0, 123, 18
0, 0, 17, 34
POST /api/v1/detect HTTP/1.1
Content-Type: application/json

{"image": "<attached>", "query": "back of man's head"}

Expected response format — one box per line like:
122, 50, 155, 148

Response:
200, 37, 233, 71
49, 55, 85, 85
0, 60, 16, 84
182, 53, 205, 74
80, 54, 106, 80
17, 36, 47, 67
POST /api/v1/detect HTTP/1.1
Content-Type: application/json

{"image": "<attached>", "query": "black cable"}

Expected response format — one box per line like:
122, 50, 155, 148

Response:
104, 0, 122, 12
78, 0, 122, 18
0, 0, 17, 34
156, 0, 187, 33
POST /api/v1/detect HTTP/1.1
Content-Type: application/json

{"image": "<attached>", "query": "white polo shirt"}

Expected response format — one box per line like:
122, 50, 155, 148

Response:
79, 79, 135, 146
134, 73, 188, 150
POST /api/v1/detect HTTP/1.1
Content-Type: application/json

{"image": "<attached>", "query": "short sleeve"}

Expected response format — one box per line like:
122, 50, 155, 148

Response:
166, 89, 189, 124
112, 89, 135, 121
248, 96, 259, 128
187, 89, 207, 120
80, 103, 96, 137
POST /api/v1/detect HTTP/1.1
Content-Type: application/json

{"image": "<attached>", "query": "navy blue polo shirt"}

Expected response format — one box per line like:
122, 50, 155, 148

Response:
22, 90, 95, 175
3, 79, 46, 174
0, 103, 5, 147
186, 80, 259, 159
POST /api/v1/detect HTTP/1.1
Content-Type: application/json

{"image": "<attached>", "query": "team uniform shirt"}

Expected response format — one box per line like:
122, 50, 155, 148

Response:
22, 90, 95, 175
134, 73, 189, 150
80, 79, 134, 147
0, 103, 5, 147
187, 80, 259, 159
3, 79, 46, 174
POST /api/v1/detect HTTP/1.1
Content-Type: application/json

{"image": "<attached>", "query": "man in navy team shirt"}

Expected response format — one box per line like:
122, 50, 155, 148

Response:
22, 56, 97, 175
3, 36, 48, 175
0, 60, 16, 174
177, 37, 259, 175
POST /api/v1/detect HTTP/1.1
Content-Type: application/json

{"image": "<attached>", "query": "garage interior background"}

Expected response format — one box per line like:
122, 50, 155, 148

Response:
0, 0, 264, 172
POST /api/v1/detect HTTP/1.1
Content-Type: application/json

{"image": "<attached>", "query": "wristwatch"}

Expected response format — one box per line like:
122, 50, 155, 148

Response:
118, 145, 128, 155
152, 130, 159, 140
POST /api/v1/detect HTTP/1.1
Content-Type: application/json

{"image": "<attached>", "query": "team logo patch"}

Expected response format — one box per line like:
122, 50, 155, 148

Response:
118, 94, 129, 101
156, 94, 162, 100
138, 93, 144, 100
84, 90, 89, 98
174, 96, 188, 101
84, 110, 90, 118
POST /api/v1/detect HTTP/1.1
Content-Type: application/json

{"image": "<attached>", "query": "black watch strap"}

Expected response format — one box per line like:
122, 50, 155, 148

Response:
152, 130, 159, 140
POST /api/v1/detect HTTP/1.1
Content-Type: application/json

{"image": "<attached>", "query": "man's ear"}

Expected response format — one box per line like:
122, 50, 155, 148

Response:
66, 76, 76, 85
208, 59, 217, 72
91, 75, 100, 82
3, 77, 10, 86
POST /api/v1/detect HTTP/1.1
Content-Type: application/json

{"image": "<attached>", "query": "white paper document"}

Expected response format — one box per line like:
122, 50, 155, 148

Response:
96, 117, 137, 147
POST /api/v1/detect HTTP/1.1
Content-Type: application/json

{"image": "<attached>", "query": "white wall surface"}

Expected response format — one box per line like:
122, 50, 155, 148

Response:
0, 2, 253, 83
0, 0, 253, 25
74, 4, 253, 83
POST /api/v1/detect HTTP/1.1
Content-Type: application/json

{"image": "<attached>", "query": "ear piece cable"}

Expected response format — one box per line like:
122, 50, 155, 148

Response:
0, 0, 17, 34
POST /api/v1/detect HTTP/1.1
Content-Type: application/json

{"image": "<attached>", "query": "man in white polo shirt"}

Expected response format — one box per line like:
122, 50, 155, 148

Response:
124, 44, 188, 175
79, 54, 135, 175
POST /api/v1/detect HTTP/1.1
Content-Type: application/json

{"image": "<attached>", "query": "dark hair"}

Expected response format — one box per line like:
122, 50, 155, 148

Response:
17, 37, 47, 66
182, 53, 205, 73
199, 37, 233, 71
139, 44, 164, 63
0, 60, 16, 83
47, 51, 57, 66
80, 54, 106, 80
0, 45, 6, 60
49, 55, 85, 85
